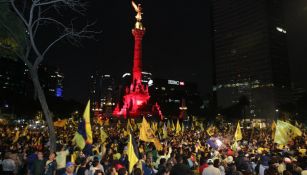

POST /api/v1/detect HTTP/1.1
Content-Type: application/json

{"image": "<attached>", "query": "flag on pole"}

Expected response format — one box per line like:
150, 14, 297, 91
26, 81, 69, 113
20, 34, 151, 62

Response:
234, 122, 242, 141
206, 125, 215, 136
139, 117, 163, 150
171, 120, 175, 131
127, 133, 139, 173
140, 117, 156, 142
72, 100, 92, 149
200, 122, 204, 131
21, 125, 28, 137
54, 119, 67, 127
100, 128, 108, 143
176, 119, 181, 135
274, 120, 302, 145
127, 119, 133, 132
83, 100, 92, 144
12, 130, 20, 143
167, 120, 171, 130
231, 141, 238, 151
72, 131, 86, 150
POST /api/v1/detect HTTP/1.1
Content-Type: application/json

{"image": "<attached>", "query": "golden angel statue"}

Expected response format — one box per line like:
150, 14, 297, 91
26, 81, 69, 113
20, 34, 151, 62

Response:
132, 1, 142, 22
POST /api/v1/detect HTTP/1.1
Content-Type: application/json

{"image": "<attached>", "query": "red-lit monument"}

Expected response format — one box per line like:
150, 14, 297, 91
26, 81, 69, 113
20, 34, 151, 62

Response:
113, 1, 160, 118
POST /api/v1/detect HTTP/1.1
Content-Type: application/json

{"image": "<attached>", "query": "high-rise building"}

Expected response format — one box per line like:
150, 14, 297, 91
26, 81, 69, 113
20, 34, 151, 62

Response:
0, 58, 64, 98
90, 73, 115, 116
39, 66, 64, 98
0, 58, 31, 96
211, 0, 291, 118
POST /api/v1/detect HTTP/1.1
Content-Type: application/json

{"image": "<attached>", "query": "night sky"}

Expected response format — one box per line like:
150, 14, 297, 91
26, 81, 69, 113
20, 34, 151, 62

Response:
44, 0, 307, 103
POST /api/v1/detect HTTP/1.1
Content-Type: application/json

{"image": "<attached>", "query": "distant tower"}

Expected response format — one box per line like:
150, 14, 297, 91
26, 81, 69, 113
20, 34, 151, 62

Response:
113, 2, 151, 118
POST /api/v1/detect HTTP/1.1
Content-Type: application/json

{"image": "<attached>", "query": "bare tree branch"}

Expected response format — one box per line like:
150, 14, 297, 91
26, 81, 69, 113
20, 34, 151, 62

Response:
3, 0, 99, 153
35, 0, 64, 6
10, 0, 29, 27
31, 17, 67, 29
43, 21, 100, 56
33, 6, 41, 37
41, 32, 70, 57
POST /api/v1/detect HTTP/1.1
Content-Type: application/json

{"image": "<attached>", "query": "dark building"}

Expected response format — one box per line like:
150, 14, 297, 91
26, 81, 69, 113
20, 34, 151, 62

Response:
0, 58, 31, 96
149, 78, 203, 118
39, 66, 64, 98
90, 73, 115, 116
211, 0, 291, 118
0, 58, 64, 98
0, 58, 64, 117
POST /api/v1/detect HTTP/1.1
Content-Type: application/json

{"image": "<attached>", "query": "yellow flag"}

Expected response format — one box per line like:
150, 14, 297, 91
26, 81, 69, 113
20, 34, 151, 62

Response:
162, 123, 168, 139
13, 130, 20, 143
200, 122, 204, 131
21, 125, 28, 137
54, 119, 67, 127
139, 118, 163, 150
100, 128, 108, 143
73, 132, 85, 149
127, 119, 132, 132
231, 141, 238, 151
153, 138, 163, 151
71, 152, 78, 163
274, 120, 302, 145
206, 125, 215, 136
234, 122, 242, 141
83, 100, 93, 144
176, 120, 181, 135
127, 134, 139, 173
171, 120, 175, 131
140, 117, 155, 142
153, 122, 158, 132
167, 120, 171, 130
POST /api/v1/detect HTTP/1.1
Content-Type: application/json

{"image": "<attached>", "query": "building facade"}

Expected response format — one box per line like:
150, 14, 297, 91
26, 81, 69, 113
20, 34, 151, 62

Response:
149, 78, 203, 118
0, 58, 64, 98
211, 0, 291, 118
90, 72, 115, 116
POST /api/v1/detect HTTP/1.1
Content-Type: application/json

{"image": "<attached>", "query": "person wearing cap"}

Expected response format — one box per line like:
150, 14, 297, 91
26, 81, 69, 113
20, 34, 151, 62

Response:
202, 159, 221, 175
63, 162, 76, 175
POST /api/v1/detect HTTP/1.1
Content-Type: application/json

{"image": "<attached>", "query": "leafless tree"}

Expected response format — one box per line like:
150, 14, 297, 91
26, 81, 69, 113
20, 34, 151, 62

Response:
0, 0, 97, 152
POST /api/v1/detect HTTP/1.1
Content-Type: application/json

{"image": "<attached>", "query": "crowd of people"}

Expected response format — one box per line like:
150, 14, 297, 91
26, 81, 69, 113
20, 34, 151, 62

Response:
0, 119, 306, 175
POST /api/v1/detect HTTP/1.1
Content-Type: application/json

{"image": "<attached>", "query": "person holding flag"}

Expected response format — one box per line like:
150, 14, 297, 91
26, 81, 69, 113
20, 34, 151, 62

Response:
139, 117, 163, 151
72, 100, 93, 155
127, 132, 139, 173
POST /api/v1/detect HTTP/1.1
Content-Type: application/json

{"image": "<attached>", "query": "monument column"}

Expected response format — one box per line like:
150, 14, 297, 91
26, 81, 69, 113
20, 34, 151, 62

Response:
132, 28, 145, 85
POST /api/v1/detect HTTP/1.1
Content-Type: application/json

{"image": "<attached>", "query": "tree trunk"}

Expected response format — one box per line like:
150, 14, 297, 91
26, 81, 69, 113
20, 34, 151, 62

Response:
30, 69, 57, 152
